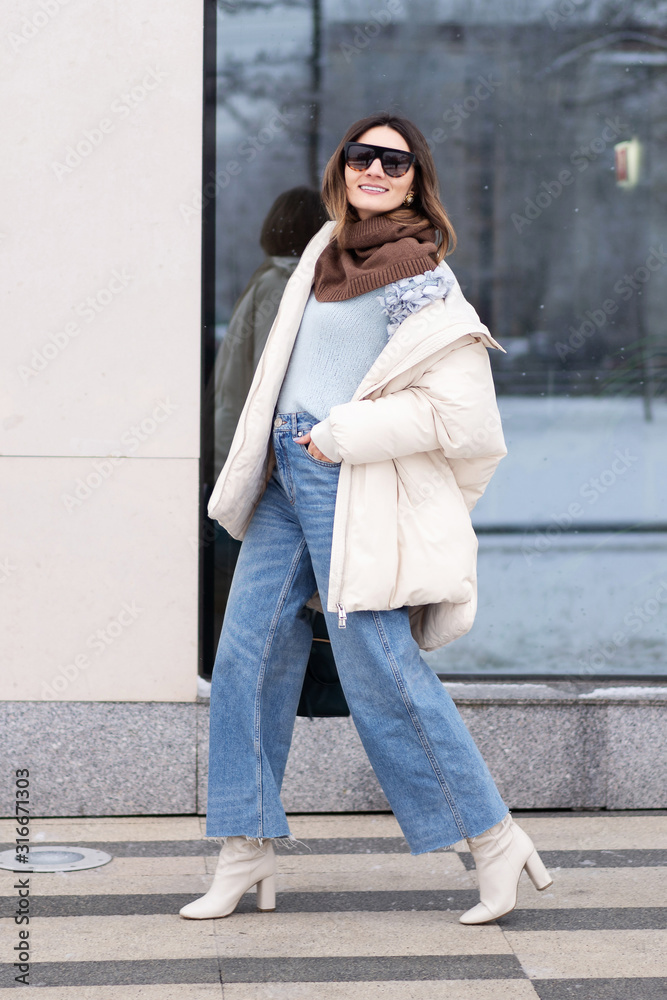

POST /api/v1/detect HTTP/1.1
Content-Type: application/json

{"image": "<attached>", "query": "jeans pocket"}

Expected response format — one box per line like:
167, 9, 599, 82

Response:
298, 443, 341, 468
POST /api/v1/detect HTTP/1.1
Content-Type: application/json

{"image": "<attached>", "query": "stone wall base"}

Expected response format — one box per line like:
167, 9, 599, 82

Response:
2, 681, 665, 816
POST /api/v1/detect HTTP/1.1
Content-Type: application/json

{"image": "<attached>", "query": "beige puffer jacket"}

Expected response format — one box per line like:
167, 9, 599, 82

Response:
208, 221, 507, 651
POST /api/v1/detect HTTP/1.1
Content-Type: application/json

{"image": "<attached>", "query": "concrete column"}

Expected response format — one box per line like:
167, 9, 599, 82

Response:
1, 1, 203, 703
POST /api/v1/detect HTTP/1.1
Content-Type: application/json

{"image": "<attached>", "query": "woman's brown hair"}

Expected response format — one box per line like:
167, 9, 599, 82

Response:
321, 112, 457, 263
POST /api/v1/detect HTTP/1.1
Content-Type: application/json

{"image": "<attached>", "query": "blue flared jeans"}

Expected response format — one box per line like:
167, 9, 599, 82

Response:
206, 412, 508, 854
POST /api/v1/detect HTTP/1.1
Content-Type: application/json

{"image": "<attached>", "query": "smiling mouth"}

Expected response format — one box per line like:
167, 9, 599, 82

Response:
359, 185, 388, 194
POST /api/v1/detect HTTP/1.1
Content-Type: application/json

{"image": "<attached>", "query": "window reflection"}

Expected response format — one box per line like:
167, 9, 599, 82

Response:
208, 1, 667, 676
213, 187, 327, 476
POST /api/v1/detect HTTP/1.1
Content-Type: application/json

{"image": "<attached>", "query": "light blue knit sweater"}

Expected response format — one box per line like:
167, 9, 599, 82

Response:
276, 262, 456, 461
276, 286, 388, 422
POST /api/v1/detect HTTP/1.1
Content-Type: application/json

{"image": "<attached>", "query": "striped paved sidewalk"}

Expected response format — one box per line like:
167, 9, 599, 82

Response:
1, 812, 666, 998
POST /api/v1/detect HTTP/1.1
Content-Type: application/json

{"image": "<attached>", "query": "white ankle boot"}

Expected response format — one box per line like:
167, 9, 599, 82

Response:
179, 837, 276, 919
459, 813, 552, 924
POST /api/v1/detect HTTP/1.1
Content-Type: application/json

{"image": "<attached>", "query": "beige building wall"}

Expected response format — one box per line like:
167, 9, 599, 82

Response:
1, 1, 203, 701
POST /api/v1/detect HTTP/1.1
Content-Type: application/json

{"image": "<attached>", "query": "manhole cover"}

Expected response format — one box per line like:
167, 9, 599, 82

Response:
0, 846, 112, 872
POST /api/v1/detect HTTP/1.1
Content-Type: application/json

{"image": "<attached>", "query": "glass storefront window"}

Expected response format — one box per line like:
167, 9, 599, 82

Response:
203, 0, 667, 677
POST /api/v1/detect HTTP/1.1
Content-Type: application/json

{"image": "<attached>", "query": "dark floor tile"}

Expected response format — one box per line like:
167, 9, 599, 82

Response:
0, 955, 526, 987
0, 959, 220, 988
532, 978, 667, 1000
0, 889, 478, 917
458, 849, 667, 871
499, 907, 667, 931
3, 840, 666, 866
216, 955, 526, 983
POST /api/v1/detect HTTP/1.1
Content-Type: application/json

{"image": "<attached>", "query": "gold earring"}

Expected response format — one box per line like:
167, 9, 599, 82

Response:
403, 191, 414, 206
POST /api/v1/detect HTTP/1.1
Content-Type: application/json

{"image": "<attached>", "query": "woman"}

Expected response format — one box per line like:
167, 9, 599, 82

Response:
182, 113, 552, 926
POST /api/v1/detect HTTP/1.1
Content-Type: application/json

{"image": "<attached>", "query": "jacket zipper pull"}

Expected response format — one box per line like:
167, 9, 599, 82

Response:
336, 604, 347, 629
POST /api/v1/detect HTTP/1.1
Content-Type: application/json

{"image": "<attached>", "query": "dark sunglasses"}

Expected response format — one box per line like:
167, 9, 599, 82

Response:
344, 141, 416, 178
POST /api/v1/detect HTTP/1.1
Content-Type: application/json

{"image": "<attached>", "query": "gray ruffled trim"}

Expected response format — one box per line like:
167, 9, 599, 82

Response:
377, 261, 456, 337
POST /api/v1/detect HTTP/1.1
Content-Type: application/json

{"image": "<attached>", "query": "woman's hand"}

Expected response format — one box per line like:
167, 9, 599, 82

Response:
293, 432, 336, 463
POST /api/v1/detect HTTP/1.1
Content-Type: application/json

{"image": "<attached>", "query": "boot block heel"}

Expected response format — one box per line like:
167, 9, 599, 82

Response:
256, 873, 276, 912
525, 849, 553, 891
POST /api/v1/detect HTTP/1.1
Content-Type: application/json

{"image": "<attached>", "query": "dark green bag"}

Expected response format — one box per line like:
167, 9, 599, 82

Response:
297, 610, 350, 718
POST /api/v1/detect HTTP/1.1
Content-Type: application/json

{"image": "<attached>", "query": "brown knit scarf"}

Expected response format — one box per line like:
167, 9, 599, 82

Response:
313, 213, 439, 302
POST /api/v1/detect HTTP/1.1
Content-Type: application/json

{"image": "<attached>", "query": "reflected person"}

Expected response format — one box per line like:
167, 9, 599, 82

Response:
213, 186, 328, 476
210, 187, 328, 635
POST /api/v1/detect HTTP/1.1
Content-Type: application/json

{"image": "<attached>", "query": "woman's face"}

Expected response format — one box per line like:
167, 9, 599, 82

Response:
344, 125, 415, 221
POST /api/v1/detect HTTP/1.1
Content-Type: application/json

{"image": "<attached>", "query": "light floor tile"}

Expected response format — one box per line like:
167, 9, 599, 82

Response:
3, 864, 660, 906
0, 912, 508, 963
223, 983, 540, 999
212, 911, 511, 959
0, 915, 218, 964
0, 852, 472, 897
0, 873, 212, 897
285, 814, 403, 839
511, 816, 667, 851
273, 851, 471, 893
0, 985, 541, 1000
514, 867, 667, 909
0, 856, 208, 895
506, 929, 667, 979
0, 989, 222, 999
207, 850, 472, 892
0, 816, 203, 844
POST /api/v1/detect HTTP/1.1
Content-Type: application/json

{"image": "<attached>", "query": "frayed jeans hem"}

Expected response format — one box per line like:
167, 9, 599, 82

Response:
407, 807, 510, 855
204, 832, 303, 850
